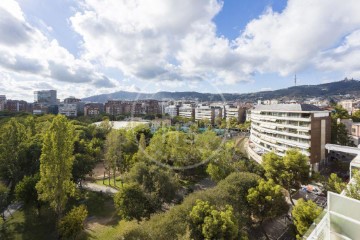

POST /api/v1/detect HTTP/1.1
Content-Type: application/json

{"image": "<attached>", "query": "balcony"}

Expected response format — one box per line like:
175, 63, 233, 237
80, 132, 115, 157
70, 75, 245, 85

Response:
251, 113, 311, 122
251, 118, 311, 131
252, 124, 311, 140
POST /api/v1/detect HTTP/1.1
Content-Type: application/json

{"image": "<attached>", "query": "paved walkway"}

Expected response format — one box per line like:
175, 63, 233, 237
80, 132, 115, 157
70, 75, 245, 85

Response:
82, 182, 119, 195
2, 202, 22, 220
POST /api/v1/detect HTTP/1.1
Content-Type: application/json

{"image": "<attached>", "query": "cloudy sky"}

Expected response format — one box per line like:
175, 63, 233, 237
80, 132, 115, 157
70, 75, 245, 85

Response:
0, 0, 360, 101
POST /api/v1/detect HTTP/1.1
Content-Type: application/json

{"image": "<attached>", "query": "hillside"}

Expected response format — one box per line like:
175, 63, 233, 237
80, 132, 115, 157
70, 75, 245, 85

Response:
82, 79, 360, 103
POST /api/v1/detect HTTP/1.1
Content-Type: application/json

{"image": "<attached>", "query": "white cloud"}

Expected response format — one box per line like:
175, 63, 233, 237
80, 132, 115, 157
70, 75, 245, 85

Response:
234, 0, 360, 76
71, 0, 360, 86
1, 0, 360, 100
0, 0, 121, 101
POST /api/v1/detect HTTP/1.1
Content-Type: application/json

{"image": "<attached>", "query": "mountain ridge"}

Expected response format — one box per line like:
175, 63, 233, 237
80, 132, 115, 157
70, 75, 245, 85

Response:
83, 79, 360, 103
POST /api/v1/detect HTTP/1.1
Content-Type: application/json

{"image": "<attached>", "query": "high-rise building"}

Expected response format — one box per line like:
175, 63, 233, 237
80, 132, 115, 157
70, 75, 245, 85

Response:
34, 90, 57, 106
0, 95, 6, 111
248, 104, 331, 171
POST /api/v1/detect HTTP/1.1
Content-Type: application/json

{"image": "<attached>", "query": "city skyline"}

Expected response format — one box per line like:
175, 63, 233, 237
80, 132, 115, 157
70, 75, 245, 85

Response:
1, 0, 360, 102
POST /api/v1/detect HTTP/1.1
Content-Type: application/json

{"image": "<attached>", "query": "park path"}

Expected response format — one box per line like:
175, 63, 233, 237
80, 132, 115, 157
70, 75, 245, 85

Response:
82, 182, 119, 195
1, 202, 22, 220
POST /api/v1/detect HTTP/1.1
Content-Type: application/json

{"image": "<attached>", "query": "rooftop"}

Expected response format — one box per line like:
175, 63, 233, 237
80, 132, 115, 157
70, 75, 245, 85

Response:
254, 104, 325, 112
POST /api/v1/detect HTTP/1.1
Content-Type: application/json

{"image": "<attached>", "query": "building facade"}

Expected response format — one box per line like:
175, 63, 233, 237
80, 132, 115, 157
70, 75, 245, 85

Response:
4, 100, 28, 112
195, 104, 222, 125
34, 90, 57, 106
59, 103, 78, 117
0, 95, 6, 111
84, 103, 104, 116
179, 103, 195, 120
248, 104, 331, 171
164, 105, 179, 117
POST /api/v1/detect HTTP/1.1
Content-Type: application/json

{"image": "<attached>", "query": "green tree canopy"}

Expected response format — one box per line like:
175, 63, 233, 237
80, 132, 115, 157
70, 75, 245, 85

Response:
292, 199, 322, 237
0, 118, 29, 184
114, 183, 153, 221
58, 205, 88, 239
346, 170, 360, 200
126, 162, 179, 209
247, 179, 289, 239
262, 149, 310, 205
325, 173, 346, 194
188, 200, 238, 240
36, 115, 76, 218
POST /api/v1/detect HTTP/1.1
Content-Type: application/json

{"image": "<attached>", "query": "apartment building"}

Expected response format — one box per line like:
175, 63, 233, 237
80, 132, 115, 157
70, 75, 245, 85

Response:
179, 103, 195, 120
224, 105, 247, 123
248, 104, 331, 171
164, 105, 179, 117
5, 100, 28, 112
84, 103, 104, 116
0, 95, 6, 111
339, 99, 360, 115
58, 103, 78, 117
195, 104, 222, 125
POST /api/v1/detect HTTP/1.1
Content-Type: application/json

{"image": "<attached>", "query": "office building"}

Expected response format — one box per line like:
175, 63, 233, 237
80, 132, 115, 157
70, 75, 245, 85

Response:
34, 90, 57, 106
248, 104, 331, 171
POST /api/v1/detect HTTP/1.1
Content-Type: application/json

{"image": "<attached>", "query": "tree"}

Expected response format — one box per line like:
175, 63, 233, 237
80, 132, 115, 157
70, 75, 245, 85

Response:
336, 122, 353, 146
263, 149, 310, 205
206, 142, 249, 182
114, 183, 153, 221
325, 173, 346, 194
58, 205, 88, 239
346, 170, 360, 200
0, 118, 29, 184
126, 162, 179, 209
188, 200, 238, 240
36, 115, 76, 219
292, 199, 322, 237
104, 130, 126, 186
247, 179, 289, 239
15, 174, 42, 215
0, 183, 9, 222
352, 109, 360, 122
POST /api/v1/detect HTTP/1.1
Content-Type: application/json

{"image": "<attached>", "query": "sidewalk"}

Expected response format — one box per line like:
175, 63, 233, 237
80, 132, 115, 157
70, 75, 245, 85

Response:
82, 182, 119, 195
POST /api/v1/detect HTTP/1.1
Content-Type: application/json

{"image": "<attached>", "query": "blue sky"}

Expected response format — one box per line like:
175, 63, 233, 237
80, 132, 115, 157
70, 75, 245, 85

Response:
0, 0, 359, 101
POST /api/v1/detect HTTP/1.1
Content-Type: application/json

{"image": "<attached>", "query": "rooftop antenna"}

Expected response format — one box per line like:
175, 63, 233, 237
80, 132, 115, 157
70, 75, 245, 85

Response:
294, 74, 297, 86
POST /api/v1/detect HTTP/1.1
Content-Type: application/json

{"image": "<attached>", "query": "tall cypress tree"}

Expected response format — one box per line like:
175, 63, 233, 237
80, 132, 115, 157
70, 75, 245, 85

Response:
36, 115, 76, 218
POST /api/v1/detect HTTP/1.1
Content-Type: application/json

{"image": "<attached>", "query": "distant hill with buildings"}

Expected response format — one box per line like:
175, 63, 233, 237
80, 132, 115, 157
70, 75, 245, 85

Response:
83, 79, 360, 103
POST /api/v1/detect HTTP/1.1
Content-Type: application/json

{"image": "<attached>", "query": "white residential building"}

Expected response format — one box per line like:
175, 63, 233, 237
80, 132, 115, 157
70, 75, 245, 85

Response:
59, 103, 78, 117
195, 104, 222, 124
179, 103, 194, 120
248, 104, 331, 171
164, 105, 179, 117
